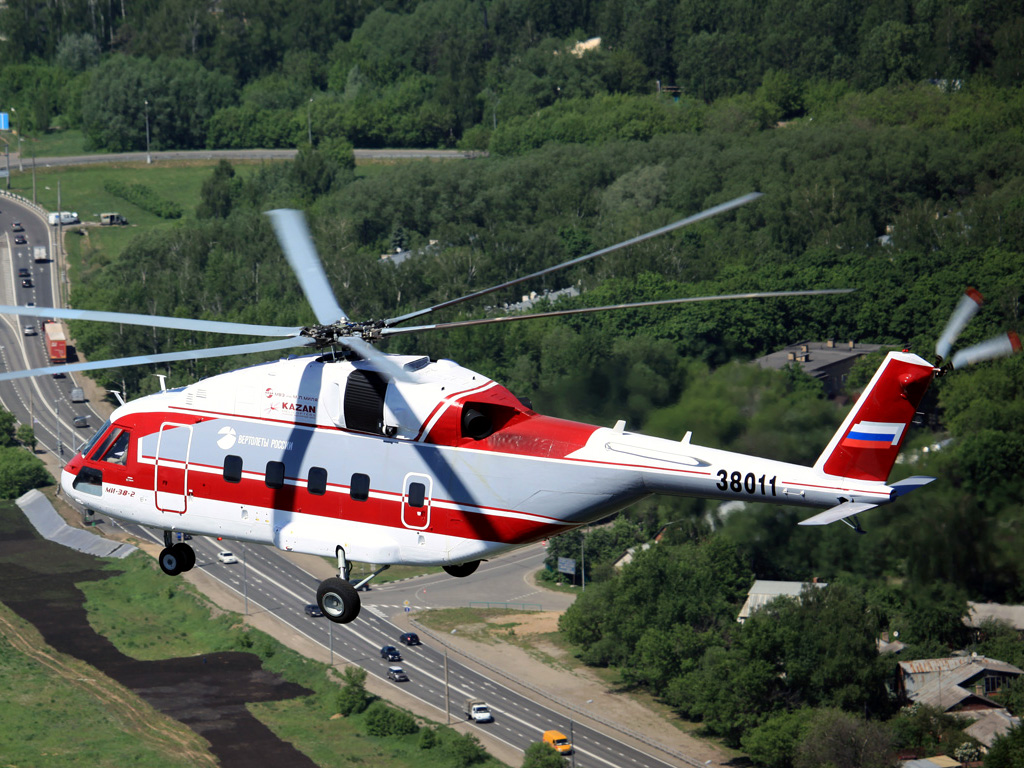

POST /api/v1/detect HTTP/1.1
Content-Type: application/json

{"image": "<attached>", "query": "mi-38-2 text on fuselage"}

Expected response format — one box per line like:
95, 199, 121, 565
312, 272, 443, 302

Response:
2, 198, 1018, 624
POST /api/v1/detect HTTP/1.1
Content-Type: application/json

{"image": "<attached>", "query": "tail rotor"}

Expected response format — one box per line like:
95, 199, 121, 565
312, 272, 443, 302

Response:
935, 288, 1021, 371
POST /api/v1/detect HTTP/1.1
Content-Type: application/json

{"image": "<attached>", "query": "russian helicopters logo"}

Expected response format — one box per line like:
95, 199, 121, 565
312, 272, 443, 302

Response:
217, 426, 237, 450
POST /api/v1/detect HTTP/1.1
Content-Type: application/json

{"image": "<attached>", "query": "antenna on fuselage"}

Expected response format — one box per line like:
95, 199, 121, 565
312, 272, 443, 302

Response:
155, 374, 167, 392
108, 390, 126, 406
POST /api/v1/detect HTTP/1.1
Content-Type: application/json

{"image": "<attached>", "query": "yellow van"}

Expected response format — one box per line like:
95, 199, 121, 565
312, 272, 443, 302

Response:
542, 729, 572, 755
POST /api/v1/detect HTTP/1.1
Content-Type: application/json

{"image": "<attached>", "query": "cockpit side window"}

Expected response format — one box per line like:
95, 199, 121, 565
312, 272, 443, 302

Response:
98, 429, 131, 464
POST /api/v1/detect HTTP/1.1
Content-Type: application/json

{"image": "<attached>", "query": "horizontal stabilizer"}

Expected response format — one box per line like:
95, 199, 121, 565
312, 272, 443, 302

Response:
889, 475, 937, 497
798, 502, 878, 527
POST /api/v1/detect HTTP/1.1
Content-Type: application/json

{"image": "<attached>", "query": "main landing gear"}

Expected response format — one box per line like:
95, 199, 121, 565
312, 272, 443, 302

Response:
158, 531, 196, 576
315, 548, 390, 624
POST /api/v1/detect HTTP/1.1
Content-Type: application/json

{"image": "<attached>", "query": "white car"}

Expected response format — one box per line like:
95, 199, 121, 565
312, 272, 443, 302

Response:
217, 551, 238, 564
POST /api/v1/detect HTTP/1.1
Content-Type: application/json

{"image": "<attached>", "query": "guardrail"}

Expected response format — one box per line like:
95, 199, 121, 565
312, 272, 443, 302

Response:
468, 601, 543, 611
0, 188, 48, 218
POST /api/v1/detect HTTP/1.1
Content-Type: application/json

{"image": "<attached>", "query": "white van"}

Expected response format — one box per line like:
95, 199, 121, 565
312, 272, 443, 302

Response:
47, 211, 80, 226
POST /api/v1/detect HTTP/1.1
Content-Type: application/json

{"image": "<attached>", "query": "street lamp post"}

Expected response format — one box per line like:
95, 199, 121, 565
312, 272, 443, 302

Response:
12, 108, 23, 172
307, 98, 313, 145
144, 100, 151, 164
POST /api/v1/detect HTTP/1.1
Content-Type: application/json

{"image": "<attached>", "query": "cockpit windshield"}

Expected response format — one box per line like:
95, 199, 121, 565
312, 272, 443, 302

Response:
78, 420, 111, 458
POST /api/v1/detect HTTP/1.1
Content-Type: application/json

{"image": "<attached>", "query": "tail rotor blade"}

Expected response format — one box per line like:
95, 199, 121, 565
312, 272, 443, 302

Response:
266, 209, 349, 326
950, 332, 1022, 370
936, 287, 984, 362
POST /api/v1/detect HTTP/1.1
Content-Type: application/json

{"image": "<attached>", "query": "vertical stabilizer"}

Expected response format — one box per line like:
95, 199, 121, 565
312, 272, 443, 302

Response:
814, 351, 935, 482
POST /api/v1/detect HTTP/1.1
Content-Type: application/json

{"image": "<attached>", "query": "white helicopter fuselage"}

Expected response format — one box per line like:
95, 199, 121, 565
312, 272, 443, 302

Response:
61, 350, 936, 566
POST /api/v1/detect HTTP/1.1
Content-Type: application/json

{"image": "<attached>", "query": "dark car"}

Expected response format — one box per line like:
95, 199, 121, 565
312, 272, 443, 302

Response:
21, 278, 32, 288
17, 267, 30, 277
52, 372, 66, 379
398, 632, 421, 646
349, 578, 370, 592
304, 604, 323, 618
386, 666, 408, 682
380, 645, 402, 661
13, 234, 27, 245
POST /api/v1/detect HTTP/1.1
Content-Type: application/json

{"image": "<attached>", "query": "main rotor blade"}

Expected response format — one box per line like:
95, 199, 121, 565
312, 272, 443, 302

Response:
266, 209, 349, 326
384, 192, 763, 326
0, 305, 302, 337
0, 337, 314, 383
379, 289, 854, 337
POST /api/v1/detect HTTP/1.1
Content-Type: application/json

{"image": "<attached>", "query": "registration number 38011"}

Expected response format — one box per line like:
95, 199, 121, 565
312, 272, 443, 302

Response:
716, 470, 777, 496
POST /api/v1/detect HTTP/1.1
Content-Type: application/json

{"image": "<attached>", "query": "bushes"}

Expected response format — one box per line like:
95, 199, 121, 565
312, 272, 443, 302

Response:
364, 700, 419, 737
104, 180, 183, 219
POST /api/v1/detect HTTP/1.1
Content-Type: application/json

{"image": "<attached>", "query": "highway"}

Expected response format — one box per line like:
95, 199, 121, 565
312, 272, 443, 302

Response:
0, 190, 699, 767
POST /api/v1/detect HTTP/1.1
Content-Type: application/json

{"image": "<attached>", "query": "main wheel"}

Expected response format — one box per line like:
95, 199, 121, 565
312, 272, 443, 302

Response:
316, 577, 361, 624
172, 543, 196, 572
158, 546, 183, 576
443, 560, 480, 578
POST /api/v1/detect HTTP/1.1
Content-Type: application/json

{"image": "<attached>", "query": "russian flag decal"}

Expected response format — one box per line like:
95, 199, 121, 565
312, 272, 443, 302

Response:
842, 421, 906, 449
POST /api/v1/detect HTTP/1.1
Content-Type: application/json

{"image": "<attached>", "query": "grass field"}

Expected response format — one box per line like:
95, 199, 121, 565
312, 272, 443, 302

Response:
0, 601, 215, 768
78, 553, 507, 768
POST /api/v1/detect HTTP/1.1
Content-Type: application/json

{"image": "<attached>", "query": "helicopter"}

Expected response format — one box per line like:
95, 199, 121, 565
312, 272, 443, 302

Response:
1, 194, 1019, 624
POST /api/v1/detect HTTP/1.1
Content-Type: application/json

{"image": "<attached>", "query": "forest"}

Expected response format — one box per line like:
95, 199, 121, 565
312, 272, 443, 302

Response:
3, 1, 1024, 766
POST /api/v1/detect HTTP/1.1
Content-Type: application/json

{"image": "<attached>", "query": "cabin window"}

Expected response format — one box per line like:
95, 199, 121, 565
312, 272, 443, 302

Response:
350, 473, 370, 501
89, 426, 122, 461
223, 455, 243, 483
308, 466, 327, 495
266, 461, 285, 489
407, 482, 426, 508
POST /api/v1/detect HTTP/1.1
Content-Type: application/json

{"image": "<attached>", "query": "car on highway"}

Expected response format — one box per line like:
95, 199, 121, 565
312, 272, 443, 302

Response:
73, 416, 89, 428
52, 371, 66, 379
18, 267, 30, 277
304, 604, 323, 617
13, 234, 27, 245
349, 578, 370, 592
386, 666, 408, 682
12, 221, 23, 232
217, 551, 238, 564
398, 632, 421, 646
21, 278, 32, 288
380, 645, 402, 661
23, 325, 35, 336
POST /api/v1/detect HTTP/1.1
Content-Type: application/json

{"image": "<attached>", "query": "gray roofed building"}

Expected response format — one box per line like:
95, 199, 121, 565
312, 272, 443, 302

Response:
754, 339, 885, 397
737, 579, 827, 623
896, 654, 1023, 748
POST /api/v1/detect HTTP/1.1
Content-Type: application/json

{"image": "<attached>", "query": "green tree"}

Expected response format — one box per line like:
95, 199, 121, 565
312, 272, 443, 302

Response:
197, 160, 239, 219
0, 447, 53, 498
521, 741, 565, 768
794, 709, 896, 768
335, 665, 370, 716
363, 701, 418, 736
0, 410, 16, 446
16, 424, 36, 453
985, 723, 1024, 768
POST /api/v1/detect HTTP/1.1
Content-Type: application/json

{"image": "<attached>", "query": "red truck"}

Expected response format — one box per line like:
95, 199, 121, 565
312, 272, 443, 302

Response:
44, 322, 66, 364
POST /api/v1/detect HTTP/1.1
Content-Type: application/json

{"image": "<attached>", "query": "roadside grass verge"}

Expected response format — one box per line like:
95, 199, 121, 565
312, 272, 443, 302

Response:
79, 552, 507, 768
0, 600, 215, 768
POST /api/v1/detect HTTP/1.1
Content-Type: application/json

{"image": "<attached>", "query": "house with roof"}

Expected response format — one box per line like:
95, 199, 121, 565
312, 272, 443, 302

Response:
896, 654, 1022, 748
736, 579, 827, 623
753, 339, 884, 397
